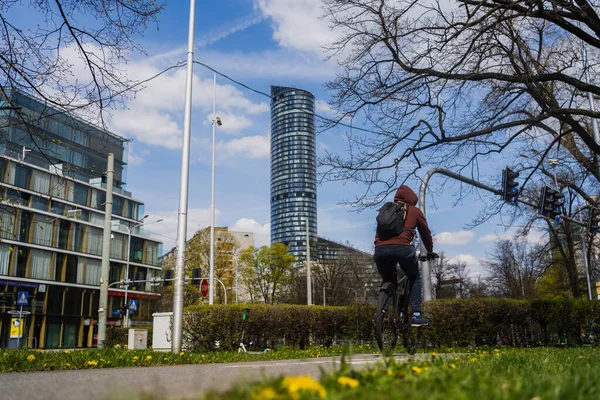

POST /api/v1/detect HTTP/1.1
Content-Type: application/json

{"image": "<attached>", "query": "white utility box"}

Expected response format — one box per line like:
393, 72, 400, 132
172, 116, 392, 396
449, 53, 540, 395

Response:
128, 328, 148, 350
152, 312, 173, 351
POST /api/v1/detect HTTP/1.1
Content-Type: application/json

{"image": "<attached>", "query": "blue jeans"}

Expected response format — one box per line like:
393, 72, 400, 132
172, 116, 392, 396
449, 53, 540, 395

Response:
374, 245, 422, 313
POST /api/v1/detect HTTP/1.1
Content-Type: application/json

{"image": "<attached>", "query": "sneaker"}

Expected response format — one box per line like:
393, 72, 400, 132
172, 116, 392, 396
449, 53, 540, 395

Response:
411, 314, 429, 327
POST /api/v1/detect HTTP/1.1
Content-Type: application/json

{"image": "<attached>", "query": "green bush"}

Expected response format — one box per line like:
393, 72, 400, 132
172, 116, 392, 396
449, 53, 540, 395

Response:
183, 299, 600, 350
105, 328, 129, 348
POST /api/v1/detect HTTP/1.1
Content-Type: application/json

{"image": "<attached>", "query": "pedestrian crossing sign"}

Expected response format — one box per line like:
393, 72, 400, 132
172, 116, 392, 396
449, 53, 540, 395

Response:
16, 291, 28, 306
129, 299, 138, 312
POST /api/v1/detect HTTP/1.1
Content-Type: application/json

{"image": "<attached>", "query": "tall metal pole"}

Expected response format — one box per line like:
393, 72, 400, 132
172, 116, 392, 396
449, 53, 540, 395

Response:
124, 226, 132, 328
580, 37, 600, 151
234, 253, 238, 304
98, 153, 114, 349
209, 73, 216, 305
306, 218, 312, 305
419, 168, 503, 301
172, 0, 196, 354
582, 228, 594, 300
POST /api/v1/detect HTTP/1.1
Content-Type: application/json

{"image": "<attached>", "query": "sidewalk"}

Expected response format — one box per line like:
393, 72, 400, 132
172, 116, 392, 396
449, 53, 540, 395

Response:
0, 353, 428, 400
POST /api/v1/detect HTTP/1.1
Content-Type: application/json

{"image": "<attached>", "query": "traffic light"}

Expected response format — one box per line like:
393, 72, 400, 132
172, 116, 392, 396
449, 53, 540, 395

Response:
502, 167, 519, 204
163, 269, 173, 286
539, 186, 563, 221
589, 207, 600, 236
191, 268, 202, 285
119, 303, 129, 317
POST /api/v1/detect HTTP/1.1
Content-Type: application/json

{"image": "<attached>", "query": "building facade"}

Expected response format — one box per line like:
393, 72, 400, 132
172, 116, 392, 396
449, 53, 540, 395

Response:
270, 86, 317, 260
0, 90, 163, 349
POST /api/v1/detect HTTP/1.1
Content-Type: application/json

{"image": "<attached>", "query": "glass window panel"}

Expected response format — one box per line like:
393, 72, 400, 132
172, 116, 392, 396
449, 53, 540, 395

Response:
87, 226, 103, 256
32, 214, 53, 247
29, 249, 52, 280
0, 243, 10, 275
32, 170, 51, 194
85, 259, 101, 286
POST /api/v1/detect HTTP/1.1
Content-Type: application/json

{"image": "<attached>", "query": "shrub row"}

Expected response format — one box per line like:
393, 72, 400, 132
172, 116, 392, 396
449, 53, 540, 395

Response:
182, 299, 600, 350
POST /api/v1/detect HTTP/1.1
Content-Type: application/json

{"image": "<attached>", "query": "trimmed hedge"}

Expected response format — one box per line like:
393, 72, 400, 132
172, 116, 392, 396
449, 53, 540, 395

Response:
182, 299, 600, 351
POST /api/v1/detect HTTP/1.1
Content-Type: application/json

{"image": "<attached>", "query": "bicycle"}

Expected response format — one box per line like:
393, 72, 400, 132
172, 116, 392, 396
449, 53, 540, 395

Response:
375, 253, 437, 356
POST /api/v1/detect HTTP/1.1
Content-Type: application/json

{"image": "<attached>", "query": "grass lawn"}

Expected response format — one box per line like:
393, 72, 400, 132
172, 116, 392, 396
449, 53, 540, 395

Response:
0, 343, 377, 373
205, 347, 600, 399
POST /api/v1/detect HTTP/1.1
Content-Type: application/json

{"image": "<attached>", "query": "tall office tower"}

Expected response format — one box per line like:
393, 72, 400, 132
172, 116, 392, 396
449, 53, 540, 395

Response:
0, 89, 162, 349
270, 86, 317, 260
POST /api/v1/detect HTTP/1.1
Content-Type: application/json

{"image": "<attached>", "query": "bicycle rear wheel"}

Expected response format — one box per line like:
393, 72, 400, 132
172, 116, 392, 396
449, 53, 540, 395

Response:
399, 285, 421, 355
375, 284, 398, 356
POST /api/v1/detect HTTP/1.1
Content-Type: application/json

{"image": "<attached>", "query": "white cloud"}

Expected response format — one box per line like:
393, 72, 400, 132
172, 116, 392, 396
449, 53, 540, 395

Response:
478, 227, 547, 244
448, 254, 485, 276
145, 208, 217, 251
204, 112, 254, 134
255, 0, 335, 54
434, 230, 474, 246
196, 12, 266, 48
316, 100, 334, 115
221, 135, 270, 159
230, 218, 270, 247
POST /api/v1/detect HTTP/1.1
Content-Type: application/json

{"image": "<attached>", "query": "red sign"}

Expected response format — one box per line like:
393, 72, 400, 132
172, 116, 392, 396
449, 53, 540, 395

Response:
200, 279, 209, 297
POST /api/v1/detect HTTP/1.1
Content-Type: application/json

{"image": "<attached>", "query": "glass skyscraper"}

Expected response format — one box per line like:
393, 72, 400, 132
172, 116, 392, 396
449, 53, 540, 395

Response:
270, 86, 317, 259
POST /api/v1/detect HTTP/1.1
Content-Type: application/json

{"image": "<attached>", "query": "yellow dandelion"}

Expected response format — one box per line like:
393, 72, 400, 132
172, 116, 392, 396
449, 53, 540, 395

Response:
115, 344, 121, 349
431, 352, 438, 359
64, 350, 71, 354
282, 376, 327, 399
411, 366, 423, 375
180, 352, 185, 357
494, 348, 500, 352
387, 368, 394, 376
338, 376, 360, 388
87, 361, 98, 367
36, 349, 43, 353
449, 363, 457, 369
65, 363, 71, 367
251, 387, 278, 400
100, 359, 106, 362
146, 355, 152, 361
43, 363, 47, 367
163, 358, 169, 361
133, 356, 139, 362
470, 357, 478, 362
27, 355, 35, 362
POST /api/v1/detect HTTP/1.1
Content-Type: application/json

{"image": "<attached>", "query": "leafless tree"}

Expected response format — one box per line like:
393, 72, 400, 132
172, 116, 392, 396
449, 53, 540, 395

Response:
0, 1, 165, 164
321, 0, 600, 211
483, 237, 544, 298
431, 252, 452, 298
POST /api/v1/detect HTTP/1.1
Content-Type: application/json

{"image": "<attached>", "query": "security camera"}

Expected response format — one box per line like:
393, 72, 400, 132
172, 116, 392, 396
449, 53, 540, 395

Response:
216, 116, 222, 126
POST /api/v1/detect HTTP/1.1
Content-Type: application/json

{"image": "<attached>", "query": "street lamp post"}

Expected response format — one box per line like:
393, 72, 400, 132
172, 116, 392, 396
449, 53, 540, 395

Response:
173, 0, 197, 354
116, 216, 163, 328
209, 72, 222, 306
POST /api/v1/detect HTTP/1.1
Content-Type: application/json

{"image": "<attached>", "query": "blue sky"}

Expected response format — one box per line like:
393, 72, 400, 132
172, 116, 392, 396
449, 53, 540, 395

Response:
72, 0, 545, 277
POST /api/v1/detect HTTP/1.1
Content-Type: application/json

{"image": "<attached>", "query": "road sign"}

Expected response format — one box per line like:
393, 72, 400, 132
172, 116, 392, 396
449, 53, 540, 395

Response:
16, 291, 28, 306
200, 279, 209, 297
129, 299, 138, 312
10, 318, 23, 338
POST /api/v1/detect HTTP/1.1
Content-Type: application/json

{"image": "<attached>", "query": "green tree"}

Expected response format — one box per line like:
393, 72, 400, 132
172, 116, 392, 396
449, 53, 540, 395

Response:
238, 243, 295, 304
158, 228, 239, 308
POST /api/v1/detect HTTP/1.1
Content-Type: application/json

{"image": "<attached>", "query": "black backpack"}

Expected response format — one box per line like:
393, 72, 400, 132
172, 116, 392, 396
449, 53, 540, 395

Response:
376, 201, 408, 239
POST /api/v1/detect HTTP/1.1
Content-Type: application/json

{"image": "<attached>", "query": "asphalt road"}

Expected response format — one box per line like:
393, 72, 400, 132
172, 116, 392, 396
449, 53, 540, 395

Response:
0, 353, 431, 400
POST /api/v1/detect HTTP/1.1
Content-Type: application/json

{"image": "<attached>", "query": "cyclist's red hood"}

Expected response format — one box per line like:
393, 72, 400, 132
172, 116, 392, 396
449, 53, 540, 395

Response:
393, 185, 418, 205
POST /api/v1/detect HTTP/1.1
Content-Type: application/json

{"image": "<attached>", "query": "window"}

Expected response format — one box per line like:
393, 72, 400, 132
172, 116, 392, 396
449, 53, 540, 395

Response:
85, 259, 101, 285
72, 183, 88, 206
32, 170, 50, 194
29, 249, 52, 280
15, 247, 29, 277
32, 214, 53, 247
14, 164, 31, 189
0, 243, 10, 275
64, 254, 78, 283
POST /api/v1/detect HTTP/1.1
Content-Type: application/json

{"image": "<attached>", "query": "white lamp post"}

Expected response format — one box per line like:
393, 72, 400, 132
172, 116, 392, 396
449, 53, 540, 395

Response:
209, 72, 222, 305
112, 216, 163, 327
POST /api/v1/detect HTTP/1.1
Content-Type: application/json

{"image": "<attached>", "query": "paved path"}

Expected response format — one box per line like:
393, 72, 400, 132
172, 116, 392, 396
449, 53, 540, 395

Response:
0, 353, 432, 400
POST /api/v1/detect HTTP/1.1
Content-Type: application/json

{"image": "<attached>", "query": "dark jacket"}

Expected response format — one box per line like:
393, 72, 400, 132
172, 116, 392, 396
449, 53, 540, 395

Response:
374, 185, 434, 252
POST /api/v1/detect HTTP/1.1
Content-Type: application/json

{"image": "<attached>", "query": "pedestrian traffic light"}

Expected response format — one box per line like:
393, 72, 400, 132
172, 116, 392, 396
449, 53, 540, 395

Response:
502, 167, 519, 204
589, 207, 600, 236
120, 304, 129, 316
191, 268, 202, 285
163, 269, 173, 286
540, 186, 563, 221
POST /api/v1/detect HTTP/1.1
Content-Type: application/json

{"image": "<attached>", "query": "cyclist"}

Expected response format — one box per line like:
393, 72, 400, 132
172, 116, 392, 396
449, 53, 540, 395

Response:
374, 185, 438, 326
